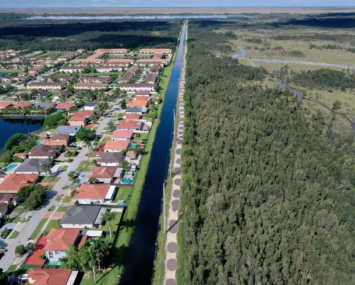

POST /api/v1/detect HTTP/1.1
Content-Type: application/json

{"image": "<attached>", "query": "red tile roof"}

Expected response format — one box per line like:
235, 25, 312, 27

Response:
88, 166, 117, 179
111, 130, 133, 139
129, 100, 148, 107
134, 96, 149, 101
116, 120, 139, 130
44, 228, 80, 251
72, 110, 93, 118
75, 184, 111, 199
68, 115, 87, 123
0, 102, 12, 108
0, 174, 39, 192
12, 102, 32, 108
25, 236, 47, 266
104, 140, 130, 150
28, 269, 72, 285
124, 114, 141, 120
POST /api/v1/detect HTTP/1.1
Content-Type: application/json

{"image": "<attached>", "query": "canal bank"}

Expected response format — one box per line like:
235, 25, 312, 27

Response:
120, 23, 187, 285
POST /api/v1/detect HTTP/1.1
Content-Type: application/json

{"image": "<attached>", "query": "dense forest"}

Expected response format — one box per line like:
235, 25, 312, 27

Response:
287, 68, 355, 89
0, 20, 180, 51
178, 21, 355, 285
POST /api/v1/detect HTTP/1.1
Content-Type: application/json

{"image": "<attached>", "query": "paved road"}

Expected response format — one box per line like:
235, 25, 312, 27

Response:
0, 104, 115, 271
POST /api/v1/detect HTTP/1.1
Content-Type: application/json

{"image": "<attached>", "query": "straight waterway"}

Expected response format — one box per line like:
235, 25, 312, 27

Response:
120, 23, 186, 284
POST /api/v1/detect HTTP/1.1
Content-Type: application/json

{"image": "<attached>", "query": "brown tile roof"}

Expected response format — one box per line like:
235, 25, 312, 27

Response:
28, 269, 72, 285
104, 140, 130, 150
75, 184, 111, 199
116, 120, 139, 130
68, 115, 87, 123
72, 110, 93, 118
12, 102, 32, 108
0, 102, 12, 108
124, 114, 141, 120
0, 174, 39, 192
129, 100, 148, 107
111, 130, 134, 138
44, 228, 80, 251
29, 145, 56, 158
0, 193, 17, 203
88, 166, 118, 179
56, 102, 75, 109
50, 134, 69, 141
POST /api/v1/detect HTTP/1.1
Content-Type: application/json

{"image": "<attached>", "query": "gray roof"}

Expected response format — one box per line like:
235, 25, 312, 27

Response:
34, 102, 57, 108
126, 106, 143, 113
15, 158, 48, 173
84, 102, 99, 107
97, 152, 123, 164
56, 126, 82, 135
60, 205, 106, 225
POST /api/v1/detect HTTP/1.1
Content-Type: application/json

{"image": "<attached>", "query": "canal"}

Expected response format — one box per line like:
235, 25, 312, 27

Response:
120, 23, 186, 284
0, 117, 43, 155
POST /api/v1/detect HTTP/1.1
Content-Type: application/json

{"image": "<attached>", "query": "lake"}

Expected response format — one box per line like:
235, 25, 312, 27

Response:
0, 117, 44, 155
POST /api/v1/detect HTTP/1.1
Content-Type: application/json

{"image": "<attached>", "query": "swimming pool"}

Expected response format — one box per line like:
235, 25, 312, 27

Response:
4, 163, 18, 172
122, 178, 132, 183
130, 144, 137, 148
37, 140, 45, 145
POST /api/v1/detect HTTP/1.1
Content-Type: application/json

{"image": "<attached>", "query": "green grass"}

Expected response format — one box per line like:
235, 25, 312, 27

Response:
113, 186, 131, 203
77, 160, 96, 172
17, 264, 41, 275
0, 70, 21, 74
13, 206, 28, 212
101, 211, 123, 232
8, 230, 19, 239
80, 38, 179, 285
134, 133, 148, 141
48, 206, 55, 211
57, 206, 69, 212
101, 137, 111, 144
43, 219, 61, 235
38, 52, 67, 60
6, 264, 17, 275
41, 176, 60, 183
30, 218, 48, 240
63, 196, 72, 203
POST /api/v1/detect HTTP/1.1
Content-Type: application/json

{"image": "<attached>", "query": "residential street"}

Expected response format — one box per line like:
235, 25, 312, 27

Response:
0, 106, 114, 271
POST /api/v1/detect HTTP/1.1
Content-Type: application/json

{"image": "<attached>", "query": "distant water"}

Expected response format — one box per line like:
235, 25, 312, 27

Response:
0, 117, 44, 155
27, 14, 250, 20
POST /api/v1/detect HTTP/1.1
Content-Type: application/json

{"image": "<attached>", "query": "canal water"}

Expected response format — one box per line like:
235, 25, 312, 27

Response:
0, 117, 43, 155
120, 23, 186, 284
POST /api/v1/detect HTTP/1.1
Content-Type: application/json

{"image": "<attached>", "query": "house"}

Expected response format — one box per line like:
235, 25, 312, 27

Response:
129, 100, 148, 107
29, 145, 56, 159
34, 102, 57, 109
28, 269, 78, 285
0, 102, 13, 109
15, 158, 49, 174
73, 83, 109, 90
118, 72, 135, 83
136, 91, 150, 96
68, 116, 87, 127
0, 203, 8, 219
95, 48, 127, 54
83, 102, 99, 111
80, 76, 111, 84
104, 140, 130, 153
144, 73, 158, 84
27, 82, 64, 91
0, 193, 18, 205
123, 113, 141, 120
96, 65, 122, 73
88, 166, 122, 183
54, 91, 72, 101
71, 110, 93, 118
106, 59, 134, 66
13, 152, 27, 160
96, 152, 123, 166
75, 184, 116, 204
116, 120, 143, 131
60, 205, 106, 229
139, 48, 172, 54
56, 102, 75, 110
12, 102, 32, 108
0, 174, 39, 193
31, 90, 51, 100
49, 134, 70, 147
60, 66, 85, 73
134, 96, 149, 102
44, 228, 83, 262
125, 106, 147, 114
111, 130, 133, 141
135, 59, 168, 65
114, 83, 155, 92
126, 150, 138, 160
56, 126, 82, 136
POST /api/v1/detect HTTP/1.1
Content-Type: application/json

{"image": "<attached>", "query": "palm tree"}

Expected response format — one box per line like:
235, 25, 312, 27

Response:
101, 210, 116, 238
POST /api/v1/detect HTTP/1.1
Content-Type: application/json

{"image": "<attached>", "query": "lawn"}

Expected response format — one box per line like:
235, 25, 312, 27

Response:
81, 35, 180, 285
13, 206, 28, 212
43, 219, 61, 235
6, 264, 17, 275
101, 211, 123, 233
101, 137, 111, 144
48, 206, 55, 211
57, 206, 69, 212
30, 218, 48, 240
41, 176, 60, 183
38, 52, 68, 60
77, 160, 96, 172
113, 186, 131, 203
8, 230, 19, 239
63, 196, 72, 203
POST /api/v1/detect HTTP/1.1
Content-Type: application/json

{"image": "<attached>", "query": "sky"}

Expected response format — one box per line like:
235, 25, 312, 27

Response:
0, 0, 354, 8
